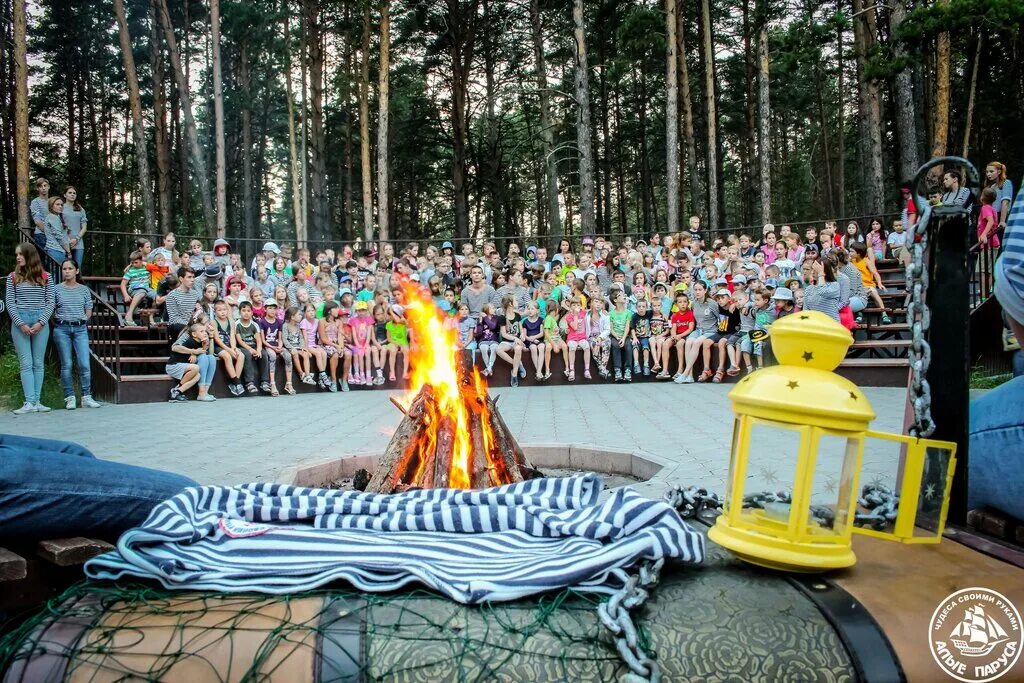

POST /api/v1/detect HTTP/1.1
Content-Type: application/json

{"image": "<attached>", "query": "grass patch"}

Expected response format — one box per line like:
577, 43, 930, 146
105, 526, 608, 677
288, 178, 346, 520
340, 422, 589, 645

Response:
0, 346, 66, 411
970, 369, 1014, 391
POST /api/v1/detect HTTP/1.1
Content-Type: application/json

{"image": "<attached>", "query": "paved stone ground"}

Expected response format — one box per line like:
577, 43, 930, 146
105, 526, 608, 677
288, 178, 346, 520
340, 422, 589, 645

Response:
0, 384, 909, 496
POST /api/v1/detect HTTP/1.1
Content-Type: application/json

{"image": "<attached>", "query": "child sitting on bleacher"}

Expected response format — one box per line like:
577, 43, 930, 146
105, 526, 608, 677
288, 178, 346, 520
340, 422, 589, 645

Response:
120, 250, 155, 327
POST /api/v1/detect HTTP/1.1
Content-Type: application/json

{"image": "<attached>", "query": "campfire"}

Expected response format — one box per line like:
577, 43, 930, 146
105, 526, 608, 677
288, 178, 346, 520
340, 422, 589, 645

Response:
366, 281, 539, 494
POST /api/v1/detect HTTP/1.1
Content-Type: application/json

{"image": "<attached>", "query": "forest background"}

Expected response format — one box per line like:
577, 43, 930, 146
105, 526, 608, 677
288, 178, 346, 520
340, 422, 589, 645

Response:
0, 0, 1022, 251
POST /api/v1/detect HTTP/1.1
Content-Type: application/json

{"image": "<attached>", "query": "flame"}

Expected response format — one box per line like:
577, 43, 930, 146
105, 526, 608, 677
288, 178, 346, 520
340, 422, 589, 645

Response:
398, 279, 494, 489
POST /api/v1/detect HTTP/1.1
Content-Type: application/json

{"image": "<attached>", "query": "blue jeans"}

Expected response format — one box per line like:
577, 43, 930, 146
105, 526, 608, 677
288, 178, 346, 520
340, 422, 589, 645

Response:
197, 353, 216, 387
72, 245, 84, 269
0, 434, 197, 539
46, 247, 68, 267
53, 322, 92, 397
32, 231, 46, 254
11, 308, 49, 404
968, 376, 1024, 520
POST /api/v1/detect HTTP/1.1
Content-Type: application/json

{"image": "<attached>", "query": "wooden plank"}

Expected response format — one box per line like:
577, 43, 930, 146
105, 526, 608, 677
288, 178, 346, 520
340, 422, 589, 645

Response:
37, 537, 113, 567
366, 387, 430, 493
0, 547, 28, 581
834, 534, 1024, 683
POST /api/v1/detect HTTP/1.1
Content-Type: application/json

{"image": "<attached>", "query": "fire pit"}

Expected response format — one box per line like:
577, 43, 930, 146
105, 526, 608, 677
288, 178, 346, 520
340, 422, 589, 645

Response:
364, 280, 539, 494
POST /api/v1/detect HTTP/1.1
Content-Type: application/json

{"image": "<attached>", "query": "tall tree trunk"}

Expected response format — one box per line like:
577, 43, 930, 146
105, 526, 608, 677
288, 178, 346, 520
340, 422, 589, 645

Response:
665, 0, 680, 235
814, 64, 836, 217
376, 0, 390, 241
851, 0, 883, 215
210, 0, 226, 236
114, 0, 158, 236
836, 22, 845, 216
299, 6, 309, 242
12, 0, 27, 230
343, 45, 354, 240
960, 31, 982, 158
529, 0, 560, 235
156, 0, 215, 236
700, 0, 719, 232
929, 0, 950, 186
613, 88, 627, 232
572, 0, 595, 236
359, 0, 373, 241
890, 0, 919, 182
283, 8, 304, 245
756, 16, 771, 225
482, 0, 501, 238
150, 0, 172, 232
447, 0, 475, 239
240, 42, 255, 241
677, 8, 700, 219
306, 0, 325, 241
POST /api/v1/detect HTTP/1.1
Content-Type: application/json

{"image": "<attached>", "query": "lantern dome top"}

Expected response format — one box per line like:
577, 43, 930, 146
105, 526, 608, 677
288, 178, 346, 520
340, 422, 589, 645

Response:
728, 311, 875, 430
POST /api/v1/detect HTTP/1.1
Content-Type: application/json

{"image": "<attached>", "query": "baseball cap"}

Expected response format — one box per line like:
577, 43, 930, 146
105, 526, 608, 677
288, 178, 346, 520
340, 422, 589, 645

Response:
714, 288, 731, 298
673, 283, 687, 292
784, 277, 802, 290
654, 282, 668, 292
582, 236, 595, 246
772, 287, 794, 301
765, 278, 779, 288
354, 300, 368, 310
265, 300, 278, 308
742, 262, 759, 271
338, 287, 353, 296
441, 241, 454, 252
714, 277, 728, 286
204, 264, 223, 278
409, 273, 421, 282
732, 274, 748, 284
338, 308, 350, 316
262, 242, 281, 254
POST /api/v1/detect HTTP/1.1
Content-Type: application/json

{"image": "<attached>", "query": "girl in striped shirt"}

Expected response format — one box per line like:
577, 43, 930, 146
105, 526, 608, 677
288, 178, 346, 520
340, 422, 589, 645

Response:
6, 243, 55, 414
53, 258, 101, 410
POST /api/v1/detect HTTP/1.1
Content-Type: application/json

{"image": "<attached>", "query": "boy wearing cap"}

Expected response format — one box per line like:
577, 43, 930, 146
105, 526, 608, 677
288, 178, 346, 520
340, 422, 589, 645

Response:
259, 300, 286, 396
706, 288, 741, 382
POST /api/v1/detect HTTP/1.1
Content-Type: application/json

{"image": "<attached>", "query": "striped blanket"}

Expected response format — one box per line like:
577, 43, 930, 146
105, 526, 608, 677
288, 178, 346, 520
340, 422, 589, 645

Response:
85, 473, 704, 603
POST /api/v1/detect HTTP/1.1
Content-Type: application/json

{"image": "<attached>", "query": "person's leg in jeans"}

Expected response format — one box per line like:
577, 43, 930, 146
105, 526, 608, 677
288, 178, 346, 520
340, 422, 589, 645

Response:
11, 322, 37, 404
196, 354, 216, 400
73, 245, 84, 269
969, 376, 1024, 521
0, 435, 198, 539
240, 347, 257, 386
53, 324, 76, 399
73, 325, 92, 396
30, 319, 50, 403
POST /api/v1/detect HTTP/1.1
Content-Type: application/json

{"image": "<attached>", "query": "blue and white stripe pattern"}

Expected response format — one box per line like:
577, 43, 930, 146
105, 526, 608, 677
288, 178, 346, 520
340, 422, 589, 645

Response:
996, 180, 1024, 325
86, 474, 704, 603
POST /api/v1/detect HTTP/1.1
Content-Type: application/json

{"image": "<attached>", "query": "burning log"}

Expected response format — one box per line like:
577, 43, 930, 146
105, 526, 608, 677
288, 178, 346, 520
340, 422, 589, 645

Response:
365, 384, 539, 494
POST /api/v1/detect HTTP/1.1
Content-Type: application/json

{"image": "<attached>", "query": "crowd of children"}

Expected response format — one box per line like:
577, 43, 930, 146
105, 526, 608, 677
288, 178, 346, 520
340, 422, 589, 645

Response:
122, 216, 913, 401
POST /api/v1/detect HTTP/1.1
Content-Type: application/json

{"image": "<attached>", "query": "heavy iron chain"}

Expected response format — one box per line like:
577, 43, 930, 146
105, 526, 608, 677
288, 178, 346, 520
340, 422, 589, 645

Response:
906, 156, 980, 439
597, 557, 665, 683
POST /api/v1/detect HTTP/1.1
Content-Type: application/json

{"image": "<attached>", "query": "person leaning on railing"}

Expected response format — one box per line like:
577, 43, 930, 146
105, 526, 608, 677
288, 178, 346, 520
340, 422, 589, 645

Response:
5, 243, 55, 415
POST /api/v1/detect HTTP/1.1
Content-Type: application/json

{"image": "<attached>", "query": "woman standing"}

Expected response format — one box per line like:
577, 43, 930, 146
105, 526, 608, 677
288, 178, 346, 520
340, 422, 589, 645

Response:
43, 196, 72, 267
62, 186, 88, 268
5, 244, 55, 414
53, 258, 101, 410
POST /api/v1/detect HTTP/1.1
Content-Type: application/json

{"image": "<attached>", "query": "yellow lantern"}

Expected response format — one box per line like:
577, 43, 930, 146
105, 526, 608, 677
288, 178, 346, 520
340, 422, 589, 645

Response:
708, 311, 958, 572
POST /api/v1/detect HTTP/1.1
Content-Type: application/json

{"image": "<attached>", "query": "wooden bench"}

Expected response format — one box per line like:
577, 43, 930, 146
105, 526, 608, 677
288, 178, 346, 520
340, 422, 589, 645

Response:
0, 537, 114, 613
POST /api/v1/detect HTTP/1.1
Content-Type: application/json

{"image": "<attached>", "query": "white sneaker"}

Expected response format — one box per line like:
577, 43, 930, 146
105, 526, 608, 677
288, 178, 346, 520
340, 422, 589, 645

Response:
13, 402, 36, 415
65, 396, 77, 410
197, 394, 217, 402
81, 395, 101, 408
673, 374, 686, 384
33, 402, 51, 413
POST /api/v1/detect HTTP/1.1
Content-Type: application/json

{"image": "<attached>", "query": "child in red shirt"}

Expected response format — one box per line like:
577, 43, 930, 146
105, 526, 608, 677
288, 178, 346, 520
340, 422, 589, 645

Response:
657, 292, 695, 379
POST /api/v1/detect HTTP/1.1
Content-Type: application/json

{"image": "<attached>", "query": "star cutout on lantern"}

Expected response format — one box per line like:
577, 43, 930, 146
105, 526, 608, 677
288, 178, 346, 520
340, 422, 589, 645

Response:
802, 351, 814, 362
824, 477, 837, 494
924, 483, 937, 500
868, 476, 886, 488
848, 391, 858, 400
800, 314, 811, 320
758, 467, 779, 486
787, 380, 799, 390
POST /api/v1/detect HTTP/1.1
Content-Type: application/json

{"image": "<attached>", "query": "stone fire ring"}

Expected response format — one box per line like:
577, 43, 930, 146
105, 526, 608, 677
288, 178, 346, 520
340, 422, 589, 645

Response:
289, 444, 674, 497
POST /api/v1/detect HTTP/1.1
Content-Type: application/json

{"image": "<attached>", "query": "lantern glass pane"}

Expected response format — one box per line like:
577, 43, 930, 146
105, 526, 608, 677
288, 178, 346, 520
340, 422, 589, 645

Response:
908, 444, 955, 539
739, 421, 805, 531
853, 434, 911, 536
724, 418, 741, 514
806, 433, 860, 539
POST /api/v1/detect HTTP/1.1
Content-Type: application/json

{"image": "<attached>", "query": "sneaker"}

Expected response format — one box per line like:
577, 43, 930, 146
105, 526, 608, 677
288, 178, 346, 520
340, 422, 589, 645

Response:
624, 370, 632, 382
329, 380, 338, 393
643, 366, 651, 377
568, 370, 576, 382
518, 364, 527, 379
12, 402, 36, 415
340, 380, 350, 392
246, 383, 259, 395
633, 362, 641, 374
301, 374, 315, 385
233, 382, 246, 396
683, 374, 695, 384
260, 382, 272, 393
375, 369, 384, 384
855, 314, 864, 324
511, 375, 519, 387
81, 395, 101, 408
673, 373, 685, 384
65, 396, 76, 410
33, 402, 51, 413
614, 370, 623, 382
584, 369, 592, 380
318, 372, 330, 388
197, 394, 217, 402
881, 313, 892, 325
169, 387, 187, 402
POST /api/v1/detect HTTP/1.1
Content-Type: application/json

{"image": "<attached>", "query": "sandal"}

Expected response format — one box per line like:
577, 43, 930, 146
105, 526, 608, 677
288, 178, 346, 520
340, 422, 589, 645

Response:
696, 369, 714, 383
284, 383, 296, 395
726, 366, 740, 377
271, 385, 280, 397
584, 369, 592, 380
712, 370, 725, 383
568, 370, 576, 382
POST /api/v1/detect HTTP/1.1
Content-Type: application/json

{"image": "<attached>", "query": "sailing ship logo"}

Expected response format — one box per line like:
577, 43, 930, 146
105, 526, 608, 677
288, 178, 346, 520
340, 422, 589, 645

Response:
931, 587, 1022, 682
951, 604, 1010, 657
